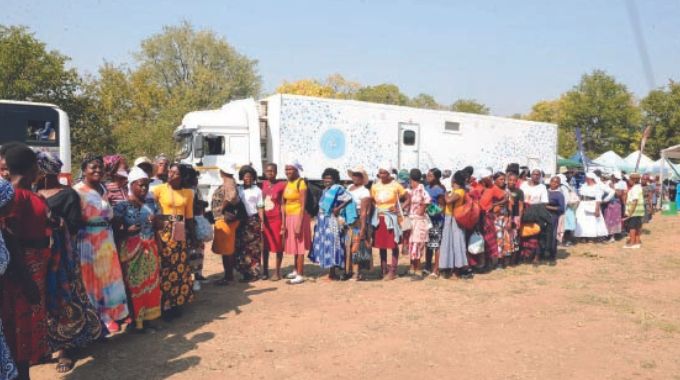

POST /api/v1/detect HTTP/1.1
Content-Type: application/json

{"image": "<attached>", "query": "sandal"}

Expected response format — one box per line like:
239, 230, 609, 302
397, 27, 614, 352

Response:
56, 357, 74, 374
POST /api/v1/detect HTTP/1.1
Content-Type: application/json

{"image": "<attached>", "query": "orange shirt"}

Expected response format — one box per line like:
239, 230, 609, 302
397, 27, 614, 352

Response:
479, 185, 506, 212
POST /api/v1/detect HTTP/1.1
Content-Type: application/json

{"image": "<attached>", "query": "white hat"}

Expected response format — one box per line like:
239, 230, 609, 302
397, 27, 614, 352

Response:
284, 158, 304, 173
115, 169, 128, 178
378, 161, 393, 172
217, 161, 238, 176
134, 156, 153, 167
585, 172, 598, 180
128, 166, 148, 184
476, 168, 492, 179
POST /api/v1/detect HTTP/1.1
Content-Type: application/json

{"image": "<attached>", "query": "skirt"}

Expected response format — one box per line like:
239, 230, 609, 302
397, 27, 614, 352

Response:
604, 201, 622, 235
483, 212, 501, 259
574, 202, 609, 238
439, 215, 468, 269
495, 216, 513, 257
158, 221, 194, 311
520, 236, 540, 258
262, 216, 283, 253
212, 219, 240, 256
408, 215, 430, 260
46, 228, 102, 351
348, 221, 373, 270
427, 216, 444, 249
284, 213, 311, 255
373, 215, 399, 250
0, 321, 17, 380
1, 247, 50, 364
309, 212, 346, 269
119, 235, 161, 326
236, 215, 262, 276
564, 207, 576, 231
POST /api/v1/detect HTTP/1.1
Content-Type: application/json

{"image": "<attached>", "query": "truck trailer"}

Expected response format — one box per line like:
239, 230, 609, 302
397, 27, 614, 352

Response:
175, 94, 558, 201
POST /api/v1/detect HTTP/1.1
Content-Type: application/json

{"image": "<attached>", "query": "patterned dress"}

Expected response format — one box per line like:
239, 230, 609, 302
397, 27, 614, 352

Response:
113, 199, 162, 328
407, 184, 431, 260
0, 226, 17, 380
44, 188, 102, 351
73, 182, 129, 325
309, 185, 352, 269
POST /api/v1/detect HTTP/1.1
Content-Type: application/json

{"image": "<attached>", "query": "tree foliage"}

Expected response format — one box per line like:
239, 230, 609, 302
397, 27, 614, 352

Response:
355, 83, 409, 106
450, 99, 490, 115
276, 79, 335, 98
526, 99, 576, 157
640, 81, 680, 159
409, 93, 441, 110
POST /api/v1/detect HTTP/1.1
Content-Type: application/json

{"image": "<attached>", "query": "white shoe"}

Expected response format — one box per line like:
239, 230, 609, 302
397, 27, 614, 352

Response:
631, 244, 641, 249
288, 275, 304, 285
286, 271, 298, 280
192, 281, 201, 291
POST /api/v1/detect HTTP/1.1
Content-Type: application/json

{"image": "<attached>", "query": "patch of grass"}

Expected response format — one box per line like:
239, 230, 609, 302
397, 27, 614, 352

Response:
640, 360, 657, 369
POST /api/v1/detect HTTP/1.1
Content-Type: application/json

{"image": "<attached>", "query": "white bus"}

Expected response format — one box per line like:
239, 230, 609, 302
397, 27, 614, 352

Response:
0, 100, 72, 182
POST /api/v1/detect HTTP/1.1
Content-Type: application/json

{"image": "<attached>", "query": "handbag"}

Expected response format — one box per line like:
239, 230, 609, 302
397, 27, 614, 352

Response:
467, 231, 484, 255
520, 223, 541, 237
194, 215, 214, 242
169, 188, 186, 242
397, 197, 412, 231
453, 193, 481, 231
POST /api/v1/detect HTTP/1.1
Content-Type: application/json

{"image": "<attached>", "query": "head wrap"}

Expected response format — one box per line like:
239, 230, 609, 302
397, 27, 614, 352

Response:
36, 151, 63, 176
397, 169, 409, 183
104, 155, 123, 175
585, 172, 598, 181
127, 167, 148, 185
284, 158, 303, 173
378, 161, 393, 173
476, 168, 493, 179
0, 179, 14, 209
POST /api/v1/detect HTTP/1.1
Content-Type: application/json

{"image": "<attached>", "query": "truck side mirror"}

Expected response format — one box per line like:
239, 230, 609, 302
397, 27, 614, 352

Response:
194, 134, 204, 158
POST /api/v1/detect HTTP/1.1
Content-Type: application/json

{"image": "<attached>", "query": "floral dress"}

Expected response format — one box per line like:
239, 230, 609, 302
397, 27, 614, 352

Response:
0, 229, 17, 380
309, 184, 353, 269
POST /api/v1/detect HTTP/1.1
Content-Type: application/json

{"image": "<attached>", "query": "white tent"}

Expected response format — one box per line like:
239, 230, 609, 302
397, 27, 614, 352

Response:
593, 151, 625, 170
623, 151, 655, 170
658, 144, 680, 207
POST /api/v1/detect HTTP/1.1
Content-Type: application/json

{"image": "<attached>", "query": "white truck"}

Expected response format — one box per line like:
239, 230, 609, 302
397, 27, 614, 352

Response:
175, 94, 558, 201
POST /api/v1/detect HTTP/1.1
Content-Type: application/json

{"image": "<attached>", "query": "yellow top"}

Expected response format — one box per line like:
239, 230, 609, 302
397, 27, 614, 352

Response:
151, 183, 194, 218
370, 181, 406, 211
283, 178, 307, 216
444, 189, 466, 215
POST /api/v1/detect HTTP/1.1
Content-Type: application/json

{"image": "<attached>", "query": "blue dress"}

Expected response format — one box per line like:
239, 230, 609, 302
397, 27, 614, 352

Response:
0, 232, 18, 380
309, 185, 353, 269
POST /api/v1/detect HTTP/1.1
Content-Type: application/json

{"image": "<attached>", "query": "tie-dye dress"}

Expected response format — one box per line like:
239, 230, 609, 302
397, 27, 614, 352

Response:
73, 182, 129, 325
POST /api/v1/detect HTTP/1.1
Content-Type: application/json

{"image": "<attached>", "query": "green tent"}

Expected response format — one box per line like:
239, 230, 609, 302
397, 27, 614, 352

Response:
557, 158, 582, 168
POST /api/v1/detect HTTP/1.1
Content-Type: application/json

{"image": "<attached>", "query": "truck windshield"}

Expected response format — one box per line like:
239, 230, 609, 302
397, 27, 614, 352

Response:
176, 133, 192, 159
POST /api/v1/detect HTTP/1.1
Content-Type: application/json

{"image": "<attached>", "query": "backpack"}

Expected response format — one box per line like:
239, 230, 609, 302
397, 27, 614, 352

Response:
453, 193, 481, 231
297, 178, 319, 217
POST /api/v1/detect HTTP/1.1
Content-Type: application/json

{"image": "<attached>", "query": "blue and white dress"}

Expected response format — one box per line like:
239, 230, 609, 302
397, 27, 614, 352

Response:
0, 232, 18, 380
309, 185, 355, 269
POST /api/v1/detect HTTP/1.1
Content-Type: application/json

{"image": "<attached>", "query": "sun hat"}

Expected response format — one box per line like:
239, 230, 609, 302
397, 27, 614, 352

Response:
217, 161, 238, 176
347, 165, 369, 185
134, 156, 153, 167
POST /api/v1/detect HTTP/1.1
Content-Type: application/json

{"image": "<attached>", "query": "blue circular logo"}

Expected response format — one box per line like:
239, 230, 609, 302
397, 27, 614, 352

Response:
320, 128, 346, 159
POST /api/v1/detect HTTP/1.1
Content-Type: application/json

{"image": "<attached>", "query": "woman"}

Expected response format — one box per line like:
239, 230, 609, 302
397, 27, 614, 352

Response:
309, 168, 353, 280
624, 173, 644, 249
150, 154, 169, 191
112, 167, 162, 331
35, 152, 101, 373
424, 169, 446, 277
559, 173, 578, 247
261, 163, 286, 281
346, 166, 372, 281
74, 155, 129, 333
211, 162, 246, 285
546, 176, 566, 265
236, 165, 264, 282
440, 171, 472, 279
604, 173, 625, 242
0, 179, 18, 380
478, 171, 508, 271
1, 144, 51, 379
406, 169, 431, 278
103, 155, 128, 206
574, 173, 610, 243
371, 164, 408, 280
506, 173, 524, 264
151, 163, 195, 318
520, 169, 549, 262
282, 161, 311, 285
183, 166, 206, 289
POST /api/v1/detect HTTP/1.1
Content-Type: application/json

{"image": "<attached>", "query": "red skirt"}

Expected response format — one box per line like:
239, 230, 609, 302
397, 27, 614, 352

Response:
2, 247, 50, 364
262, 216, 283, 253
373, 216, 400, 250
483, 212, 500, 259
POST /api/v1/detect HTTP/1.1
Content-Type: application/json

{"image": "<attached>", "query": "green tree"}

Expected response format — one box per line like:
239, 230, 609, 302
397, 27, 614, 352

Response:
355, 83, 409, 106
450, 99, 490, 115
409, 93, 441, 110
559, 70, 640, 155
640, 81, 680, 159
325, 73, 361, 99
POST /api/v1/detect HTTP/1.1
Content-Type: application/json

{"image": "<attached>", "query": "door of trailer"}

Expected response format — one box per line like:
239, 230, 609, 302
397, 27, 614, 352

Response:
399, 122, 420, 170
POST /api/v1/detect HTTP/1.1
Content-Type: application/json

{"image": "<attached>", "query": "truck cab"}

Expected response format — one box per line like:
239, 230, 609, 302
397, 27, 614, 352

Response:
174, 98, 262, 203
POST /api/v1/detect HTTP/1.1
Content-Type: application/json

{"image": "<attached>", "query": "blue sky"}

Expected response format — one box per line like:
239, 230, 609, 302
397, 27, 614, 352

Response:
2, 0, 679, 115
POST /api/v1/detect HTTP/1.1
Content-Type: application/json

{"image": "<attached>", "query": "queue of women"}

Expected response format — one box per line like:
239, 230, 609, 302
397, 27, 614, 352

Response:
0, 141, 655, 380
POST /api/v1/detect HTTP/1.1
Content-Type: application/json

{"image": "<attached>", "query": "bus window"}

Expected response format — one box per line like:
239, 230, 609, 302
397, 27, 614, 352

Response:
27, 120, 57, 143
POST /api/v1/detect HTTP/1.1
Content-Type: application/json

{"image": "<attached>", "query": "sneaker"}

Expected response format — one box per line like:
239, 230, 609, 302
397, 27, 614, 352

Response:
192, 281, 201, 292
286, 271, 298, 280
106, 321, 120, 334
288, 275, 304, 285
631, 244, 641, 249
607, 237, 616, 244
623, 244, 634, 249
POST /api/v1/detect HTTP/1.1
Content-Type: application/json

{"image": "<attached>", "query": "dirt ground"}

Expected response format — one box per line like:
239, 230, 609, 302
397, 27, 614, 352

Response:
32, 215, 680, 380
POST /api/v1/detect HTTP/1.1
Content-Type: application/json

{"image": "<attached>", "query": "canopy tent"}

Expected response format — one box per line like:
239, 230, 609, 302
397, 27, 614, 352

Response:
557, 157, 581, 168
623, 151, 655, 171
658, 144, 680, 207
593, 151, 625, 170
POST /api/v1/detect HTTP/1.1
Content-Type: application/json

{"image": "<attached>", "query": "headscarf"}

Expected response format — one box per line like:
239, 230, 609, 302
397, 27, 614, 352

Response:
127, 167, 148, 185
104, 154, 123, 176
284, 158, 303, 173
476, 168, 493, 180
0, 179, 14, 209
36, 151, 63, 176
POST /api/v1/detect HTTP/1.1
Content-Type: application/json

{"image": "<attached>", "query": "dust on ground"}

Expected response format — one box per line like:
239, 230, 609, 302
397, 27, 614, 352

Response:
32, 215, 680, 380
